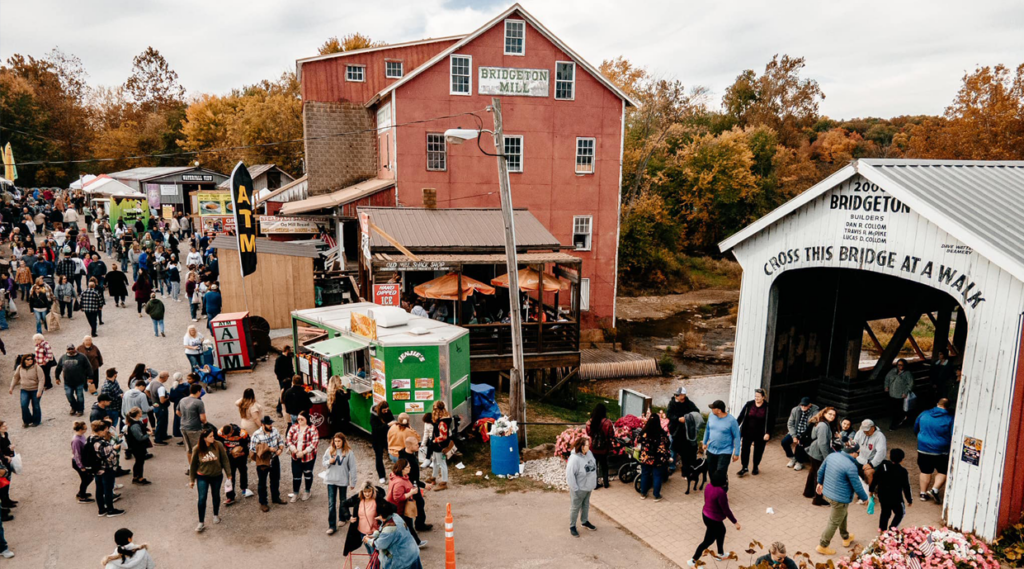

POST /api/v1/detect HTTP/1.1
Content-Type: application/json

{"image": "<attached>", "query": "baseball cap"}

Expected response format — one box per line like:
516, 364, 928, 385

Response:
708, 400, 726, 412
860, 419, 875, 432
66, 343, 77, 350
843, 443, 860, 454
261, 415, 275, 425
799, 397, 812, 406
674, 387, 687, 396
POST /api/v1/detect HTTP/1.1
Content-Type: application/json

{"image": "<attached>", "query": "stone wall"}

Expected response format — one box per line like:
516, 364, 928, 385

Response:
302, 101, 377, 196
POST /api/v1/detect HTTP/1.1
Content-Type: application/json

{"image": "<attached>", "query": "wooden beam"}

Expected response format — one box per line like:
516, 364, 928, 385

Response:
952, 306, 968, 357
869, 312, 923, 381
929, 309, 951, 359
864, 324, 884, 352
368, 221, 420, 261
896, 316, 927, 360
541, 368, 579, 401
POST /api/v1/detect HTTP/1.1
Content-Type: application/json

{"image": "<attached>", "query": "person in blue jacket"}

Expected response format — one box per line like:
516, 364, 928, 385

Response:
815, 444, 868, 556
203, 285, 222, 333
914, 397, 954, 505
702, 400, 741, 479
366, 512, 422, 569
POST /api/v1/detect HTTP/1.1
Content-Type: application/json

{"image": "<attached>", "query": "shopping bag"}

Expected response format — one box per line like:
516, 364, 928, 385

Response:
224, 478, 233, 494
866, 495, 875, 514
46, 310, 60, 332
7, 297, 16, 316
904, 392, 918, 413
10, 453, 23, 475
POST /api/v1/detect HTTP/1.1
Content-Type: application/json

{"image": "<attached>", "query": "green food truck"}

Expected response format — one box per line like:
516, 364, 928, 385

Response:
291, 303, 471, 434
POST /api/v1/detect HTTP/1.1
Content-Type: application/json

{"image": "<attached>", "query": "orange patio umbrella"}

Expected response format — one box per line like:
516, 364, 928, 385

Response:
414, 272, 496, 301
490, 267, 569, 292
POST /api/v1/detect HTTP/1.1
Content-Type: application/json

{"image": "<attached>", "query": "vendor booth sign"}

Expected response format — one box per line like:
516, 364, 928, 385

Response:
259, 215, 319, 235
372, 283, 401, 307
110, 196, 150, 226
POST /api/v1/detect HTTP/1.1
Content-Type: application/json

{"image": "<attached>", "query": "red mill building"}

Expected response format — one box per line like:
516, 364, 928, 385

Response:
292, 4, 635, 328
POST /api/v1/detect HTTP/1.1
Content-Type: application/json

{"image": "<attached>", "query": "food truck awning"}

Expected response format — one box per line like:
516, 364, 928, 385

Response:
278, 178, 394, 215
308, 335, 368, 356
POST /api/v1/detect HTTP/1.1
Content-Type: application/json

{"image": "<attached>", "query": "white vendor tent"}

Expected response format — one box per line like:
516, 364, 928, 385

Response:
83, 175, 145, 198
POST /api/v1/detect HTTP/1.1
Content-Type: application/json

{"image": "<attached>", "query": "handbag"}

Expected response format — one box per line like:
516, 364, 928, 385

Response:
443, 440, 458, 459
903, 392, 918, 413
73, 297, 81, 312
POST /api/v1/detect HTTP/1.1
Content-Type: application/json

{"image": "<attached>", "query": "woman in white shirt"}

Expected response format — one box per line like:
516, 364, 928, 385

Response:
183, 325, 204, 370
185, 247, 203, 269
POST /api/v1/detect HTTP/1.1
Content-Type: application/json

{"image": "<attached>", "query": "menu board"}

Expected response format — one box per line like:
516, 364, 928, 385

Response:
371, 357, 386, 405
404, 402, 424, 413
392, 379, 411, 389
197, 192, 234, 217
383, 346, 439, 414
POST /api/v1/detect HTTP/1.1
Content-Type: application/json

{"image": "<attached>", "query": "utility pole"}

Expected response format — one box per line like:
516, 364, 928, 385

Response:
491, 97, 527, 446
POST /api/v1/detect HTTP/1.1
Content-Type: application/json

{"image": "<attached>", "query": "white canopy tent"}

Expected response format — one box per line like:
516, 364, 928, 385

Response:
70, 174, 97, 190
83, 176, 145, 198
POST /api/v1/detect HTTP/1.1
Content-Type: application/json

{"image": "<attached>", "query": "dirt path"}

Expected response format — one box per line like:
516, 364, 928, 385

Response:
0, 247, 672, 568
616, 289, 739, 321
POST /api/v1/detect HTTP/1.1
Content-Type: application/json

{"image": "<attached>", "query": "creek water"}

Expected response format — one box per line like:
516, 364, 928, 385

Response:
618, 303, 735, 377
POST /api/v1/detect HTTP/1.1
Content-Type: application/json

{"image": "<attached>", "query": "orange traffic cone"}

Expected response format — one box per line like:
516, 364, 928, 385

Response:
445, 502, 456, 569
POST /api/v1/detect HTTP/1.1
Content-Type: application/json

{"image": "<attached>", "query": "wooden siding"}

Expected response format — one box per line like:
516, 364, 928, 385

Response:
219, 252, 316, 329
301, 41, 460, 103
727, 174, 1024, 540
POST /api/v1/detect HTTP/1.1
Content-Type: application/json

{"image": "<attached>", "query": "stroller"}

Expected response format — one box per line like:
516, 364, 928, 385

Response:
193, 364, 226, 390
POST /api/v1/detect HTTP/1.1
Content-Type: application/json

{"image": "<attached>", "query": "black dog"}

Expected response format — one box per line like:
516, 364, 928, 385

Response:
684, 453, 708, 495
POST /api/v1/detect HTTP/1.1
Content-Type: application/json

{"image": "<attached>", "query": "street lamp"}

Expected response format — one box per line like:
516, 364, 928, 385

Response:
443, 99, 527, 446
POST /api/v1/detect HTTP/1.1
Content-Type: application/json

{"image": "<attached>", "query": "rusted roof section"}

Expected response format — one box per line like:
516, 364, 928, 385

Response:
370, 251, 581, 265
359, 207, 562, 252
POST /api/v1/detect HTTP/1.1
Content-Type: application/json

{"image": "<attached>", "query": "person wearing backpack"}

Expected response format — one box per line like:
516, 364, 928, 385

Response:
71, 421, 94, 504
87, 420, 126, 518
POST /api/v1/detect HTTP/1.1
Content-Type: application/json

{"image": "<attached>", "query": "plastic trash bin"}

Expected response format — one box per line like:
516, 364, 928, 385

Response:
308, 390, 331, 439
490, 433, 520, 476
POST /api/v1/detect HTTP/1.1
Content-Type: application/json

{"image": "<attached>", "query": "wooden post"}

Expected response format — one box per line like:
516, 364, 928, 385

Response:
930, 308, 951, 358
844, 320, 863, 381
492, 98, 527, 447
457, 270, 463, 325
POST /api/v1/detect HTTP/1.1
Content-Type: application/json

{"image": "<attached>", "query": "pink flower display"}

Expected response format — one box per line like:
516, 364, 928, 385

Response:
837, 526, 999, 569
554, 426, 590, 461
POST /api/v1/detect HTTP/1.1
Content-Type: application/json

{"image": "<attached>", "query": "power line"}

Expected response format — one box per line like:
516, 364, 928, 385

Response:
9, 109, 487, 167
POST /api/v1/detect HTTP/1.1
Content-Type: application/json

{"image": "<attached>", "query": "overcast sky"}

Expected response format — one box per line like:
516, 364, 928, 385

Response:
2, 0, 1021, 119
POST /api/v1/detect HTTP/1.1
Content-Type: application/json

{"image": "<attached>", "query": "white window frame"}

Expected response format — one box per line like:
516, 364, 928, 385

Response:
504, 19, 525, 56
575, 137, 596, 174
450, 54, 472, 95
580, 278, 591, 311
376, 102, 392, 134
426, 133, 447, 172
385, 60, 404, 79
503, 135, 523, 173
346, 64, 366, 82
555, 61, 576, 101
573, 215, 593, 251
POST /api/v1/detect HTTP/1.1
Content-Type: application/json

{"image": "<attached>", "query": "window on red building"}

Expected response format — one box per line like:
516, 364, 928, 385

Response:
385, 61, 403, 78
575, 138, 595, 174
504, 135, 523, 172
427, 134, 447, 171
450, 55, 472, 95
573, 215, 592, 251
555, 62, 575, 100
504, 19, 525, 55
346, 65, 365, 82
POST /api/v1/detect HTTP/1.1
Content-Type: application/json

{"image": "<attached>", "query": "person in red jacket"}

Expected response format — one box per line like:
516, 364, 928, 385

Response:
586, 403, 614, 489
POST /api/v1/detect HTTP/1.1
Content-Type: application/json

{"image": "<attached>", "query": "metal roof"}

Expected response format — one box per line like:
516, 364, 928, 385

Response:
719, 159, 1024, 282
107, 167, 195, 181
371, 252, 581, 266
211, 236, 323, 258
279, 178, 394, 215
359, 207, 562, 252
257, 175, 308, 204
216, 164, 282, 189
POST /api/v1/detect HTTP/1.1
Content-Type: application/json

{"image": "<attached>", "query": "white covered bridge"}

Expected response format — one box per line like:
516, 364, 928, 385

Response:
719, 159, 1024, 540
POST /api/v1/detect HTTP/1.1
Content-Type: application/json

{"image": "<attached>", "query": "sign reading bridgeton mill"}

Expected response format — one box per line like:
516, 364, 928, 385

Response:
478, 67, 549, 97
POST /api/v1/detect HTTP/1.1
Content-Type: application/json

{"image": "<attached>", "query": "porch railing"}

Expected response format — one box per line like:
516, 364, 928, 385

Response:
465, 321, 580, 356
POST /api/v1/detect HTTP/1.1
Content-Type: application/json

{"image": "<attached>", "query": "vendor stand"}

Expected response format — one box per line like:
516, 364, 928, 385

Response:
291, 302, 471, 434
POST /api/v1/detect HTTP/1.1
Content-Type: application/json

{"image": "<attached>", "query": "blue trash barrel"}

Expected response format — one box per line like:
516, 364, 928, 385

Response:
490, 433, 520, 476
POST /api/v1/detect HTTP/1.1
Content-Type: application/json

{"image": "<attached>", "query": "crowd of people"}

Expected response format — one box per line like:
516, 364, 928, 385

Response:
0, 186, 438, 568
570, 362, 957, 563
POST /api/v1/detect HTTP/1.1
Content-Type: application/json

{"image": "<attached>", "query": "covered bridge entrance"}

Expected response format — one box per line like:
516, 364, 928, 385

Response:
719, 159, 1024, 541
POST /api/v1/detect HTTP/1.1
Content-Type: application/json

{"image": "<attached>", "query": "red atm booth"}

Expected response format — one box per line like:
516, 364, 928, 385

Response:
211, 312, 255, 371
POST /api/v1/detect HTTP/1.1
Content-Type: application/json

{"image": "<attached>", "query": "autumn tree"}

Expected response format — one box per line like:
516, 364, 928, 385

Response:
177, 72, 303, 176
318, 33, 385, 55
124, 47, 186, 110
722, 55, 824, 147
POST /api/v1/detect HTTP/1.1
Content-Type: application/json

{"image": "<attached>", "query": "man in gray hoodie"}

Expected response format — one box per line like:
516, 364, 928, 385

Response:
122, 380, 152, 421
566, 438, 598, 537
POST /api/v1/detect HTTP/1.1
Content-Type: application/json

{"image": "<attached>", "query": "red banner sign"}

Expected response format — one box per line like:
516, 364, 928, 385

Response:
373, 283, 401, 307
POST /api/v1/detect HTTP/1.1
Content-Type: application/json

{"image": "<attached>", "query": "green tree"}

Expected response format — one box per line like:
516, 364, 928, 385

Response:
722, 54, 824, 147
